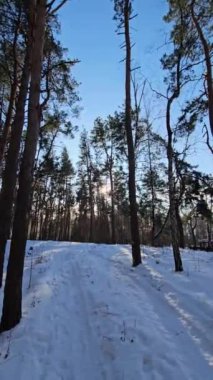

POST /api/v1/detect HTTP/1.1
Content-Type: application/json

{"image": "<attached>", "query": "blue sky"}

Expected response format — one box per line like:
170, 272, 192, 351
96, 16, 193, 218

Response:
57, 0, 212, 174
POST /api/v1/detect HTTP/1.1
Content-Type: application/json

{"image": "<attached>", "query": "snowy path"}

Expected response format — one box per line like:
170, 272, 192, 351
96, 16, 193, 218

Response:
0, 242, 213, 379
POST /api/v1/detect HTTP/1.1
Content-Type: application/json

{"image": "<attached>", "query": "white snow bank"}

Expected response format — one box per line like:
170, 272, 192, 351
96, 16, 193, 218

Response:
0, 242, 213, 380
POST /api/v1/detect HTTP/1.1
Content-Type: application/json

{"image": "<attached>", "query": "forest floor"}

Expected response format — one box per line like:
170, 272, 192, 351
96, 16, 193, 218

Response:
0, 242, 213, 380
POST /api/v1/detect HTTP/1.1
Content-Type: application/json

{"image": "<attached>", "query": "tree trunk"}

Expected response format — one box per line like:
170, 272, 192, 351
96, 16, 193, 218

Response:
109, 163, 116, 244
124, 0, 141, 266
0, 0, 46, 332
87, 154, 94, 243
190, 1, 213, 137
175, 202, 185, 248
207, 221, 211, 249
0, 9, 21, 167
0, 3, 33, 287
147, 127, 156, 246
166, 100, 183, 272
89, 184, 94, 242
190, 219, 197, 248
0, 83, 17, 167
0, 86, 5, 130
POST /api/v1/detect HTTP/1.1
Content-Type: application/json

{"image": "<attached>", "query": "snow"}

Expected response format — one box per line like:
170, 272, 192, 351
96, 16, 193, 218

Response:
0, 242, 213, 380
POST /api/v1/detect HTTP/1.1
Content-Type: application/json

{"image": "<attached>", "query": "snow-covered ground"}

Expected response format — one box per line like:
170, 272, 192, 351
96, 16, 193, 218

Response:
0, 242, 213, 380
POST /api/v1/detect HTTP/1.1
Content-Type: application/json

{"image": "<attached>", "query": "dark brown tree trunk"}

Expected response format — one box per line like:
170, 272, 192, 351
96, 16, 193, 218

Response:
43, 206, 50, 240
89, 181, 94, 243
0, 9, 21, 167
0, 86, 5, 129
55, 200, 61, 240
190, 219, 197, 248
109, 163, 116, 244
147, 127, 156, 246
31, 190, 41, 240
86, 151, 94, 243
0, 83, 17, 167
0, 0, 46, 332
124, 0, 141, 266
175, 202, 185, 248
190, 1, 213, 137
0, 4, 33, 287
207, 222, 211, 249
166, 99, 183, 272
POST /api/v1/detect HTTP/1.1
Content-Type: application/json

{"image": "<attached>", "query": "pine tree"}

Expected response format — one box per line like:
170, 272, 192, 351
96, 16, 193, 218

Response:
0, 0, 33, 287
0, 1, 78, 287
114, 0, 141, 266
77, 130, 95, 243
0, 0, 25, 166
91, 117, 116, 243
164, 0, 213, 142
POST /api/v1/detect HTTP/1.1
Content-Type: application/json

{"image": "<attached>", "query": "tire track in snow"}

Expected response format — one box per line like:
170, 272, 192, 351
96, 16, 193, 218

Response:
85, 247, 213, 380
77, 248, 188, 380
1, 243, 212, 380
110, 254, 213, 379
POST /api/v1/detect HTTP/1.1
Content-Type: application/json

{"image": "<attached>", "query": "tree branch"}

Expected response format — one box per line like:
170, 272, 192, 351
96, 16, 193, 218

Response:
203, 124, 213, 155
48, 0, 68, 15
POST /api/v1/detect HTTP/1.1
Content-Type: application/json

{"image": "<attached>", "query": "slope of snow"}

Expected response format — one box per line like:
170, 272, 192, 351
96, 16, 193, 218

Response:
0, 242, 213, 380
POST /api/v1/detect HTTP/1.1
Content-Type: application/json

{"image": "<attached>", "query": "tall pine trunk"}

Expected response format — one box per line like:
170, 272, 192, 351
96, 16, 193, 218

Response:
147, 127, 156, 246
0, 83, 17, 167
0, 0, 46, 331
0, 7, 33, 287
190, 1, 213, 137
190, 219, 197, 248
86, 150, 94, 243
175, 202, 185, 248
89, 177, 94, 243
124, 0, 141, 266
0, 9, 21, 167
109, 163, 116, 244
166, 99, 183, 272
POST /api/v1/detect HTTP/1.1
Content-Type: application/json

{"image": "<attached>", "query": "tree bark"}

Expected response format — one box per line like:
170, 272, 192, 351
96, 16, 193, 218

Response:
175, 202, 185, 248
0, 9, 21, 167
86, 147, 94, 243
89, 169, 94, 242
124, 0, 141, 266
0, 0, 46, 332
0, 83, 17, 167
0, 2, 34, 287
109, 162, 116, 244
147, 127, 156, 246
166, 99, 183, 271
190, 1, 213, 137
190, 219, 197, 248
